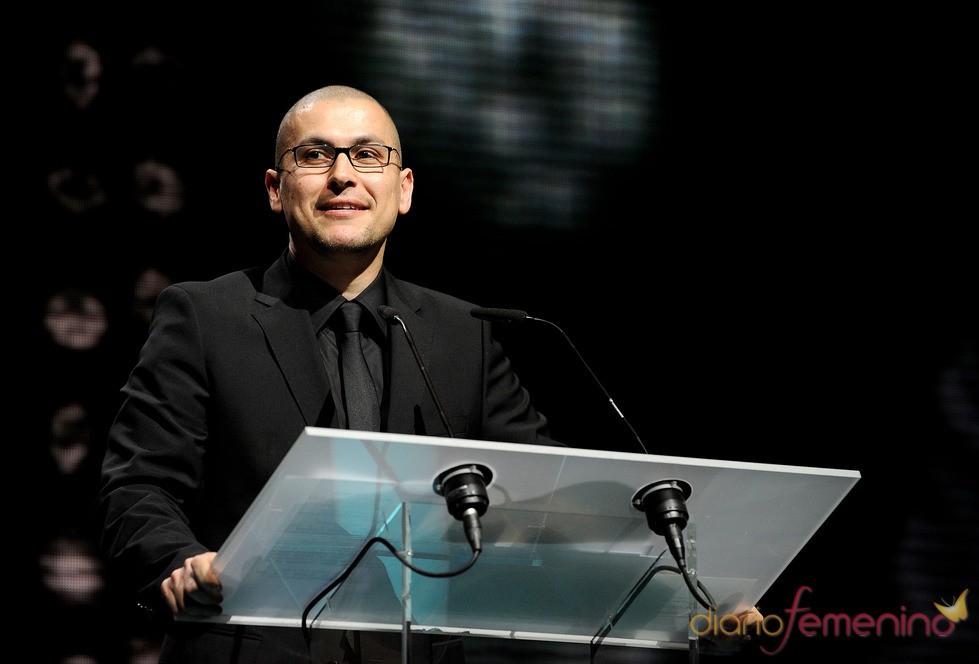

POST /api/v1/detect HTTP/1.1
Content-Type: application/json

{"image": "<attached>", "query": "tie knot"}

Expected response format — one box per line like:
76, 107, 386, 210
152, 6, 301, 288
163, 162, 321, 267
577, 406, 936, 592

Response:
339, 301, 363, 333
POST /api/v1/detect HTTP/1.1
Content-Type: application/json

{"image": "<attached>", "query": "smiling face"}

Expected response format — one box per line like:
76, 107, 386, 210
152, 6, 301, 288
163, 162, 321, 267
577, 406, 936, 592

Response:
265, 96, 413, 279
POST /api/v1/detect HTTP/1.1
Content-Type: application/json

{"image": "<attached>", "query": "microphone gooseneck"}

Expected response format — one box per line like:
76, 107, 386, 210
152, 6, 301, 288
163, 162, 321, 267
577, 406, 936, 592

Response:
469, 307, 529, 323
303, 307, 486, 647
378, 305, 492, 556
377, 305, 454, 437
470, 306, 649, 454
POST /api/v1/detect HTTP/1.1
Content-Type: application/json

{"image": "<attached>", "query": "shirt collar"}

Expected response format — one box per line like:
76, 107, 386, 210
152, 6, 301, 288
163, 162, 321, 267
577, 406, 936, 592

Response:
285, 252, 388, 336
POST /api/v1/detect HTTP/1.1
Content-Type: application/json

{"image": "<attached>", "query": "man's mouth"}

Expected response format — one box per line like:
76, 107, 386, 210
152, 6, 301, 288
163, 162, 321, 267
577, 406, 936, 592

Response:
321, 200, 366, 212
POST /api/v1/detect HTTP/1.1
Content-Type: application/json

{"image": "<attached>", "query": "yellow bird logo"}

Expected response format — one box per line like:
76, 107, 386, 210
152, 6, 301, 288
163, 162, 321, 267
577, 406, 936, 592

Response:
934, 589, 969, 623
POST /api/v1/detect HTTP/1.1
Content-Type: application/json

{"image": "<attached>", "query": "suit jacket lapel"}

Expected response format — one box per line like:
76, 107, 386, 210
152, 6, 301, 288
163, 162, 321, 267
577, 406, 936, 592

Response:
252, 256, 334, 426
384, 277, 437, 434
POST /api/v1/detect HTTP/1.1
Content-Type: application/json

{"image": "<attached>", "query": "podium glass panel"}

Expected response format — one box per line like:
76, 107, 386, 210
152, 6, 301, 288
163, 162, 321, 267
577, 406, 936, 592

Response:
208, 427, 859, 650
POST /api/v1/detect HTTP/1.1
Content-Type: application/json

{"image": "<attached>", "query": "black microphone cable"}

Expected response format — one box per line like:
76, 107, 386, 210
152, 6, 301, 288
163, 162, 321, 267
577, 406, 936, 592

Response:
301, 535, 480, 647
590, 551, 716, 660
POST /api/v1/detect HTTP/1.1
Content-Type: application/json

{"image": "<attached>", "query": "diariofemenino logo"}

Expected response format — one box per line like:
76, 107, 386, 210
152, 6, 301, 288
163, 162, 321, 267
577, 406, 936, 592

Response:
689, 586, 968, 655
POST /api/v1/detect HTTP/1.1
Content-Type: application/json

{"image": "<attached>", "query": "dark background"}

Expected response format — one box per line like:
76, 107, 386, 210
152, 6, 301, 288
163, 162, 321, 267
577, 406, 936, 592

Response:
27, 3, 976, 662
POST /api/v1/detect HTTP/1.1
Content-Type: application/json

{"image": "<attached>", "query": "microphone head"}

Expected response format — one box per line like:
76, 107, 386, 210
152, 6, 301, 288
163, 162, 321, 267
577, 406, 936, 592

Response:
377, 305, 401, 322
470, 307, 529, 323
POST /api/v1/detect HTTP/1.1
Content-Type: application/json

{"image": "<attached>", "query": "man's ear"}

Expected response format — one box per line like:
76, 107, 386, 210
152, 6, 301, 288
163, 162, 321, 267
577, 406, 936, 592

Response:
264, 169, 282, 213
398, 167, 414, 215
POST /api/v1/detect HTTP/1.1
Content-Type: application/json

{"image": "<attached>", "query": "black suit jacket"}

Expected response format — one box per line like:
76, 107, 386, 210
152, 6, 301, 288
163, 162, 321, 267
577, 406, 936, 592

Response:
95, 252, 552, 662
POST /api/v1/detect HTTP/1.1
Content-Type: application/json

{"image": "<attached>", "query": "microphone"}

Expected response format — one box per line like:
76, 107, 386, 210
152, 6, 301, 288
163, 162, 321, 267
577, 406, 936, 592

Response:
470, 306, 649, 454
435, 464, 491, 554
378, 305, 454, 438
379, 305, 489, 554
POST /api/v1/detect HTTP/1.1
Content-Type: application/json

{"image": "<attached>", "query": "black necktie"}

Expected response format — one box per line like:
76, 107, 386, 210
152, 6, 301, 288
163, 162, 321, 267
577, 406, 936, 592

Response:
337, 301, 380, 431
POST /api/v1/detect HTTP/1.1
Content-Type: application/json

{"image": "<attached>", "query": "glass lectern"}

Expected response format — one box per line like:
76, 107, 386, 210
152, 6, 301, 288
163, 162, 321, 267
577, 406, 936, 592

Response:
206, 428, 859, 660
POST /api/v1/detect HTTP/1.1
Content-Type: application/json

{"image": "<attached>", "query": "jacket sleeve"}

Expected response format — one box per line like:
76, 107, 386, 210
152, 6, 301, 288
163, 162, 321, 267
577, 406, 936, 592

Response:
478, 318, 559, 446
94, 284, 211, 609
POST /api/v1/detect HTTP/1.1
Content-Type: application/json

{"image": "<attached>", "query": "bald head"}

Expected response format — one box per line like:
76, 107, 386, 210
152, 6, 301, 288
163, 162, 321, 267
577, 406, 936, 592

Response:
274, 86, 402, 164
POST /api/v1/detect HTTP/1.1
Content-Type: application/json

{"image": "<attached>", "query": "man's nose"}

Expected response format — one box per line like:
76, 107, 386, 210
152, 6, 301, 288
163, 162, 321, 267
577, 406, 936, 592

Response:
327, 152, 358, 186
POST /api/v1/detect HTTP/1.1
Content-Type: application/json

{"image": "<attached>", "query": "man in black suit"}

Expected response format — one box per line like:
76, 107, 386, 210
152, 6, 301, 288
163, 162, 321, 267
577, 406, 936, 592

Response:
96, 85, 552, 663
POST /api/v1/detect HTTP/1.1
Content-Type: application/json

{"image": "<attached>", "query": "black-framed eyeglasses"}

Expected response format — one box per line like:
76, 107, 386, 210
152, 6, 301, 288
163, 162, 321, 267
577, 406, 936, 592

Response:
277, 143, 403, 171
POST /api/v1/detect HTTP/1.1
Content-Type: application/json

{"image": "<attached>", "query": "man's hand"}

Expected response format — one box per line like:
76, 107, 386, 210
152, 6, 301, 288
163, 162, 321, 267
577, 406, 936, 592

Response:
161, 552, 223, 618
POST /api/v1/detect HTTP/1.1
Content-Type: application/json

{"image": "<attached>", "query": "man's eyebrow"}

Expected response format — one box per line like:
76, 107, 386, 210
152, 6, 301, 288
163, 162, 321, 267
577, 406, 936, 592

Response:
297, 135, 388, 146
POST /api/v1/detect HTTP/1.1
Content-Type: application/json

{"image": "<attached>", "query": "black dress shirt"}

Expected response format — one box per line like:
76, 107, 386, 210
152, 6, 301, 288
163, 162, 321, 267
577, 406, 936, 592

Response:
284, 252, 388, 428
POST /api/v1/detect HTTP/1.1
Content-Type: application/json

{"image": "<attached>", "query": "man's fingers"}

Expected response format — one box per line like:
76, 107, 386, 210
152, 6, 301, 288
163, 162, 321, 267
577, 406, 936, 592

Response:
160, 554, 223, 618
161, 576, 179, 614
189, 553, 223, 602
162, 567, 188, 613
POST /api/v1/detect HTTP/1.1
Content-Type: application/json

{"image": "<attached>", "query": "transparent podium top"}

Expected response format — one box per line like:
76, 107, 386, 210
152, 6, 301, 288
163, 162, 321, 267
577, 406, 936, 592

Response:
210, 428, 859, 649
